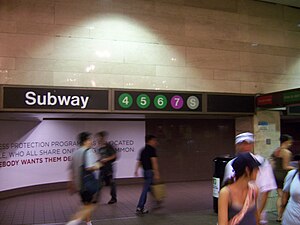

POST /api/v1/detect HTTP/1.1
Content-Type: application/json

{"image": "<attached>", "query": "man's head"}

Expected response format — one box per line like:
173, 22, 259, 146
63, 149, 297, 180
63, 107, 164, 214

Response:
78, 132, 92, 148
145, 134, 158, 148
235, 132, 254, 153
96, 131, 108, 145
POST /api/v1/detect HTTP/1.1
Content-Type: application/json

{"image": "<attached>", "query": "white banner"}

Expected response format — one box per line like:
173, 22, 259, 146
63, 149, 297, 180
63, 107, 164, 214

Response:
0, 120, 145, 191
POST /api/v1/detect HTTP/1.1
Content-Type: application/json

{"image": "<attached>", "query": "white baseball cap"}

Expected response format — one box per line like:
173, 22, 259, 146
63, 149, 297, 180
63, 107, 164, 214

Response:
235, 132, 254, 144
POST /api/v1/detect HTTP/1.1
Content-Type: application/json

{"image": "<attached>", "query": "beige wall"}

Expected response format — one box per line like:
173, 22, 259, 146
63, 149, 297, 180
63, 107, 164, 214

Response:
0, 0, 300, 94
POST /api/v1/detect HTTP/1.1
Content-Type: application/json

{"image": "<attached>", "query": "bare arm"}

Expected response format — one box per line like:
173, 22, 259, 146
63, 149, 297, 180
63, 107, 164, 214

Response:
101, 153, 116, 163
85, 162, 101, 171
282, 150, 295, 170
257, 191, 269, 217
134, 161, 141, 176
151, 157, 160, 180
68, 169, 76, 193
218, 187, 229, 225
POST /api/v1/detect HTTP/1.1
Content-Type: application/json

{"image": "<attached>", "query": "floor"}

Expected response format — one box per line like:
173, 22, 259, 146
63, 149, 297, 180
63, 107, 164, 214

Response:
0, 181, 279, 225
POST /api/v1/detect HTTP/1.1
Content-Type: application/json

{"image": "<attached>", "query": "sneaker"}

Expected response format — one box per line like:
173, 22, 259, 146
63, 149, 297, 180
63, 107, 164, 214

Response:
86, 221, 93, 225
152, 200, 163, 209
136, 208, 149, 214
108, 198, 117, 204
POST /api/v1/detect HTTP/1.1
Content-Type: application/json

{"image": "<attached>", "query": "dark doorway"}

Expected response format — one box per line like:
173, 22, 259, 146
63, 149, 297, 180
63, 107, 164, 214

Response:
146, 119, 235, 182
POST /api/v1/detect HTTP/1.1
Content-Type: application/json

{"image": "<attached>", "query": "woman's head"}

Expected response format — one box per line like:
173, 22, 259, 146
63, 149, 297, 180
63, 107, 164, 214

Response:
232, 152, 261, 181
280, 134, 293, 149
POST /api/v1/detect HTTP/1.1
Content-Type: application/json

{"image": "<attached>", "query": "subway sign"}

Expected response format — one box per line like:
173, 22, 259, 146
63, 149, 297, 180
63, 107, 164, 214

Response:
113, 90, 203, 113
0, 86, 256, 114
2, 86, 110, 111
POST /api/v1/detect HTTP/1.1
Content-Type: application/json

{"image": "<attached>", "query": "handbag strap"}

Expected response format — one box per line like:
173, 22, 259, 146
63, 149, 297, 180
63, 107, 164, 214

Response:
82, 148, 89, 170
291, 170, 298, 182
229, 183, 256, 225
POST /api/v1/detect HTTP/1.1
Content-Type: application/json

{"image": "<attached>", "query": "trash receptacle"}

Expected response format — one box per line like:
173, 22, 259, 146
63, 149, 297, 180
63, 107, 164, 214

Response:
213, 155, 234, 213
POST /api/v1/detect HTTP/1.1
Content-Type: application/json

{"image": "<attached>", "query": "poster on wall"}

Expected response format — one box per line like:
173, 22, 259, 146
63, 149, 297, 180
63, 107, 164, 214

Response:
0, 120, 145, 191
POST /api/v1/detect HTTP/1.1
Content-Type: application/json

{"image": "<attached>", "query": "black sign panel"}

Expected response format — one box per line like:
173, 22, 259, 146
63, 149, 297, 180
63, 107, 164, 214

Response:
114, 90, 202, 113
207, 94, 255, 113
2, 87, 109, 111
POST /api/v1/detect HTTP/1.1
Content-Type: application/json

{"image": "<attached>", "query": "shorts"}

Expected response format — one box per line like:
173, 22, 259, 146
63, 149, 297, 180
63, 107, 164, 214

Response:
80, 190, 98, 205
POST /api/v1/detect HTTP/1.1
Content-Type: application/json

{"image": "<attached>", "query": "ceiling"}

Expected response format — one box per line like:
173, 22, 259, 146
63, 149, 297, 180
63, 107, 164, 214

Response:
258, 0, 300, 8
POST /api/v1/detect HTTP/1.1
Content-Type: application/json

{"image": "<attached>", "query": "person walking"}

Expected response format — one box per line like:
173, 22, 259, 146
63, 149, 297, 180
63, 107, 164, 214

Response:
218, 152, 260, 225
223, 132, 277, 224
67, 132, 100, 225
281, 154, 300, 225
134, 134, 160, 214
270, 134, 295, 222
96, 131, 117, 204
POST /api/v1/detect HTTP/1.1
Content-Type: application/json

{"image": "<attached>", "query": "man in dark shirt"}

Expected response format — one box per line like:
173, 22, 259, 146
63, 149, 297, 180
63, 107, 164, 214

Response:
134, 135, 160, 214
96, 131, 117, 204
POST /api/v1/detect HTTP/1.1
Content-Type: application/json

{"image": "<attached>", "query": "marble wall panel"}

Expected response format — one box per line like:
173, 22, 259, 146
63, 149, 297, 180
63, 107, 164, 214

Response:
285, 57, 300, 75
240, 52, 286, 74
259, 82, 298, 93
238, 0, 283, 20
157, 0, 184, 4
154, 2, 185, 17
0, 20, 16, 33
239, 14, 285, 30
183, 6, 216, 22
107, 63, 155, 76
186, 47, 240, 70
84, 73, 125, 88
285, 31, 300, 49
53, 71, 124, 87
214, 70, 260, 82
0, 69, 10, 84
89, 15, 160, 43
156, 66, 214, 79
111, 0, 155, 16
80, 62, 156, 76
213, 22, 240, 42
15, 58, 55, 71
186, 78, 241, 93
0, 34, 54, 58
0, 57, 15, 70
124, 42, 185, 66
212, 10, 240, 24
1, 70, 53, 85
0, 0, 299, 95
0, 0, 54, 24
240, 81, 261, 94
259, 74, 300, 85
53, 60, 89, 73
54, 3, 101, 26
184, 0, 238, 13
16, 22, 90, 39
283, 5, 300, 22
51, 38, 124, 62
185, 20, 214, 40
123, 75, 186, 90
239, 24, 285, 47
125, 13, 185, 37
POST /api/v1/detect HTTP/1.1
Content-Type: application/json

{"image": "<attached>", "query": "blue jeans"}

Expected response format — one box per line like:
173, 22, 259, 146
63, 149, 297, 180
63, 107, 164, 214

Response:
137, 170, 153, 209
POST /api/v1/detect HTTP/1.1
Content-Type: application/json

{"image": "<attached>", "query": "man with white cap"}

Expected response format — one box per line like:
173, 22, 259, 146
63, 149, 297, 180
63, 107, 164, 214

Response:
223, 132, 277, 224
